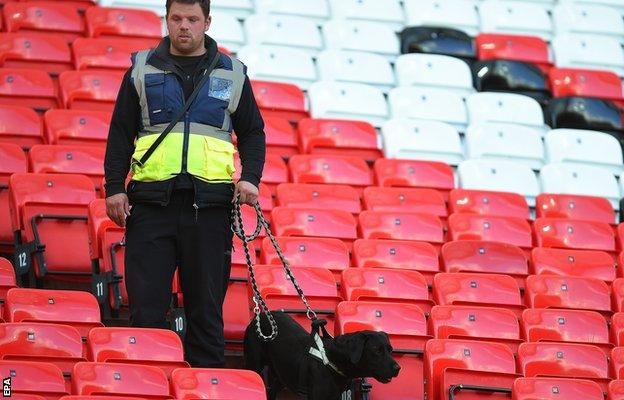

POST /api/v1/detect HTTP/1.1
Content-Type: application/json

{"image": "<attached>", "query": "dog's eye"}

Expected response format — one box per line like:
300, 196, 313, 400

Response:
375, 346, 384, 355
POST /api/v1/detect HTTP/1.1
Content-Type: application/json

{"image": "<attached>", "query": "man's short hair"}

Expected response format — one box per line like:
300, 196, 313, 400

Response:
166, 0, 210, 18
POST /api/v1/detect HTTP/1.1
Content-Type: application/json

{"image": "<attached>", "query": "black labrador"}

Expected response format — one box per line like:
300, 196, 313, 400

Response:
244, 311, 401, 400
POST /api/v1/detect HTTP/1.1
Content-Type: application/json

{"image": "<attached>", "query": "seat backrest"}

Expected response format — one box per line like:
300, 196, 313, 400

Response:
363, 186, 447, 217
329, 0, 404, 30
449, 188, 530, 219
521, 308, 609, 344
28, 145, 105, 187
0, 33, 71, 71
72, 37, 155, 71
476, 33, 551, 66
244, 14, 322, 55
614, 347, 624, 379
87, 198, 117, 261
0, 106, 42, 150
170, 368, 266, 400
429, 305, 521, 341
71, 362, 170, 398
395, 53, 473, 93
466, 92, 545, 128
545, 129, 623, 175
276, 183, 361, 214
479, 0, 553, 40
203, 12, 244, 51
536, 193, 615, 225
335, 301, 427, 338
322, 19, 399, 58
548, 67, 623, 101
0, 68, 57, 110
59, 70, 124, 111
374, 158, 455, 192
553, 3, 624, 38
512, 377, 604, 400
0, 257, 17, 298
433, 272, 523, 308
404, 0, 479, 35
255, 0, 330, 22
531, 247, 616, 283
609, 379, 624, 400
271, 206, 357, 241
517, 342, 609, 379
0, 360, 67, 400
389, 87, 467, 131
250, 80, 308, 122
448, 213, 533, 248
552, 33, 624, 76
255, 265, 338, 298
317, 49, 394, 92
524, 274, 611, 314
0, 143, 27, 178
441, 240, 528, 276
533, 217, 616, 252
341, 268, 429, 304
44, 110, 111, 147
358, 210, 444, 243
3, 2, 85, 35
288, 154, 373, 187
352, 239, 440, 273
85, 7, 161, 39
260, 236, 349, 274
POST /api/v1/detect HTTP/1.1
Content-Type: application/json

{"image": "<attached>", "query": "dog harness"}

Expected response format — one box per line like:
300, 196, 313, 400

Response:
309, 332, 346, 377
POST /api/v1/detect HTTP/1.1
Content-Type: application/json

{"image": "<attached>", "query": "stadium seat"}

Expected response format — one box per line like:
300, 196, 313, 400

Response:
322, 19, 399, 60
610, 379, 624, 400
318, 49, 394, 93
363, 186, 447, 218
288, 154, 373, 190
335, 301, 429, 400
545, 129, 623, 176
0, 144, 27, 253
254, 0, 329, 22
250, 116, 298, 157
549, 67, 624, 105
237, 45, 316, 90
531, 247, 616, 284
382, 119, 464, 165
308, 81, 388, 128
553, 3, 624, 39
207, 12, 245, 52
59, 70, 124, 112
276, 183, 361, 214
28, 145, 105, 191
424, 339, 518, 400
433, 272, 525, 317
465, 122, 545, 170
171, 368, 266, 400
244, 14, 323, 56
388, 87, 467, 132
0, 257, 16, 315
546, 96, 624, 133
0, 33, 72, 76
479, 0, 554, 40
71, 362, 170, 398
88, 327, 189, 377
553, 33, 624, 77
5, 288, 103, 339
373, 158, 455, 197
234, 152, 288, 194
0, 68, 57, 111
0, 360, 68, 400
400, 26, 476, 62
71, 37, 155, 71
44, 110, 111, 147
340, 268, 434, 314
449, 188, 530, 220
395, 53, 474, 97
3, 2, 85, 43
448, 213, 533, 250
540, 163, 620, 209
457, 159, 540, 206
524, 275, 611, 317
271, 206, 357, 246
533, 217, 616, 253
211, 0, 254, 18
612, 313, 624, 346
475, 33, 552, 71
329, 0, 404, 31
250, 80, 308, 122
0, 106, 43, 150
85, 7, 162, 41
613, 279, 624, 313
404, 0, 479, 36
536, 193, 616, 225
466, 92, 546, 131
297, 118, 382, 162
358, 210, 444, 244
512, 377, 604, 400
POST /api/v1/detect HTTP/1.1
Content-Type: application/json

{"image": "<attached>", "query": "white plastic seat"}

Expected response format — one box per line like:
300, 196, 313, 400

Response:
554, 3, 624, 39
541, 162, 621, 209
328, 0, 405, 32
465, 123, 545, 170
404, 0, 480, 36
254, 0, 330, 24
544, 129, 624, 176
506, 0, 556, 11
558, 0, 624, 13
458, 159, 540, 206
244, 14, 323, 56
552, 33, 624, 77
466, 92, 546, 132
479, 0, 554, 41
317, 50, 395, 93
212, 0, 254, 18
382, 119, 464, 165
99, 0, 165, 16
237, 45, 316, 89
208, 13, 245, 52
322, 19, 400, 61
395, 54, 474, 97
308, 81, 389, 127
389, 87, 468, 132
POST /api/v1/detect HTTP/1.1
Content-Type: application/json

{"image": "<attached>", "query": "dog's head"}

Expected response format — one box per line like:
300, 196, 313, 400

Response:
332, 330, 401, 383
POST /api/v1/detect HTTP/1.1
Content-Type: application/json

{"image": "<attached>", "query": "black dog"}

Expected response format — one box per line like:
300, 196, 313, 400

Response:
244, 311, 401, 400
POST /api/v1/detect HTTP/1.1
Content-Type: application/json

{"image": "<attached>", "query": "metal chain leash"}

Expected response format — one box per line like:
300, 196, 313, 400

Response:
231, 197, 317, 342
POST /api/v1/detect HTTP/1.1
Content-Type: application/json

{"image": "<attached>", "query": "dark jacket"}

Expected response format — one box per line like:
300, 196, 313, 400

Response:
104, 35, 266, 208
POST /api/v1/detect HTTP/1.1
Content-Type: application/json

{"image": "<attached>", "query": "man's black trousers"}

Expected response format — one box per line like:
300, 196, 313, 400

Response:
124, 189, 233, 367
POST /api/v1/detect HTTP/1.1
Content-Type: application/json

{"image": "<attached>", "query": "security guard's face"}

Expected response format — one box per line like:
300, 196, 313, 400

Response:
167, 1, 211, 56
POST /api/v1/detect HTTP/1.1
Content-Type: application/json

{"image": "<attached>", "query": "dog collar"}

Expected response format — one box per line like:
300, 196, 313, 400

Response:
309, 333, 347, 377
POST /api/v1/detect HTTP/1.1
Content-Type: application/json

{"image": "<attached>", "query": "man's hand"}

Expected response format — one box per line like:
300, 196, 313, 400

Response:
106, 193, 130, 227
233, 181, 259, 205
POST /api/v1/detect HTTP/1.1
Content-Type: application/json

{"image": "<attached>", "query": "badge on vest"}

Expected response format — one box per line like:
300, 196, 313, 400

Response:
209, 77, 233, 101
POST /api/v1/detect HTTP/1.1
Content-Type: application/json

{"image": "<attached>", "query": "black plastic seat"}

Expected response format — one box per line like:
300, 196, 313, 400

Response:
400, 26, 476, 63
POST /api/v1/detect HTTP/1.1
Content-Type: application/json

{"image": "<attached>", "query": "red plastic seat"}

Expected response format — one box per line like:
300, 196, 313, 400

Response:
341, 268, 434, 315
234, 152, 288, 194
288, 154, 373, 191
3, 2, 85, 43
448, 213, 533, 250
363, 186, 447, 218
425, 339, 519, 400
44, 110, 111, 147
250, 80, 309, 122
531, 247, 616, 284
614, 348, 624, 379
534, 217, 616, 253
335, 301, 429, 400
85, 7, 162, 41
524, 275, 611, 317
71, 362, 170, 399
449, 189, 530, 220
358, 210, 444, 244
610, 379, 624, 400
170, 368, 266, 400
512, 377, 604, 400
549, 67, 624, 104
537, 193, 616, 225
433, 272, 525, 317
0, 68, 57, 111
373, 159, 455, 199
59, 70, 124, 112
276, 183, 361, 214
271, 206, 357, 244
0, 33, 72, 77
0, 143, 27, 253
5, 288, 103, 339
28, 145, 105, 191
0, 360, 68, 400
429, 305, 522, 353
297, 118, 382, 162
72, 37, 156, 71
255, 115, 298, 157
476, 33, 552, 71
613, 278, 624, 313
0, 106, 43, 150
223, 280, 251, 349
0, 257, 16, 317
612, 313, 624, 346
88, 327, 189, 378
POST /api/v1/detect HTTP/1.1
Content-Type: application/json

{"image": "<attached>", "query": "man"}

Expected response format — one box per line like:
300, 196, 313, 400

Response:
104, 0, 265, 368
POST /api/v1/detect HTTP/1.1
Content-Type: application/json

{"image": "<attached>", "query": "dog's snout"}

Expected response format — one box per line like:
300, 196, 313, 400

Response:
392, 362, 401, 376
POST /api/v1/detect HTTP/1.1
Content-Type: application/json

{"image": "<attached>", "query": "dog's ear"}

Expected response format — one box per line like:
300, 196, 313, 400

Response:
346, 334, 368, 365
